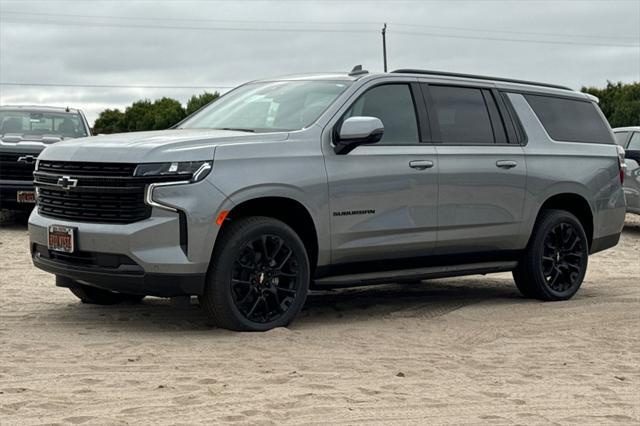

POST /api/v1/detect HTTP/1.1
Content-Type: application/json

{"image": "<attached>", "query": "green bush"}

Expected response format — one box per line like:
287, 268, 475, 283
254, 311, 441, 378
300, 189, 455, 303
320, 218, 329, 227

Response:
582, 82, 640, 128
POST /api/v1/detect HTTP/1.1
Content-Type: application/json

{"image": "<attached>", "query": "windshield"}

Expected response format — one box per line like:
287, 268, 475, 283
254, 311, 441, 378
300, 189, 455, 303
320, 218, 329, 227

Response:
0, 110, 87, 139
179, 80, 350, 132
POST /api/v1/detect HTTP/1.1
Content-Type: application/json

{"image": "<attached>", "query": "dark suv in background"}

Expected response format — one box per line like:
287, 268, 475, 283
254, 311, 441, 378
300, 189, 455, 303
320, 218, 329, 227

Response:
0, 105, 91, 211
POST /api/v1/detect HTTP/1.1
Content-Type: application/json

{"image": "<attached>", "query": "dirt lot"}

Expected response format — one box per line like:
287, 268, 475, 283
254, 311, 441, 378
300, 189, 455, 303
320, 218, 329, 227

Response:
0, 213, 638, 425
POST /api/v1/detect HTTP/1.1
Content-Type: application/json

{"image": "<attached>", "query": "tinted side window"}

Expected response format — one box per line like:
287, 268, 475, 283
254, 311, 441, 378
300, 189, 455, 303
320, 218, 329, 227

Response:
628, 132, 640, 151
614, 132, 629, 147
344, 84, 419, 145
525, 94, 615, 144
429, 86, 495, 144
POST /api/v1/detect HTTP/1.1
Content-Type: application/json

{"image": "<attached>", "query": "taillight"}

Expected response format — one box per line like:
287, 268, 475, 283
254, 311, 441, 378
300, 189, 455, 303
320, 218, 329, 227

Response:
617, 145, 626, 184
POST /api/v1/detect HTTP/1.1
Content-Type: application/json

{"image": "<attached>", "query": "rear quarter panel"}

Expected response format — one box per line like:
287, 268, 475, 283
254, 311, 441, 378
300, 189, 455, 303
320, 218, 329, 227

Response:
508, 93, 626, 244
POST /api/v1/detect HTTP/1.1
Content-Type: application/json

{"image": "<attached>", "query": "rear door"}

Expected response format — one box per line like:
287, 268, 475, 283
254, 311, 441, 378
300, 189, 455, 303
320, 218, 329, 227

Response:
421, 83, 527, 254
324, 79, 439, 264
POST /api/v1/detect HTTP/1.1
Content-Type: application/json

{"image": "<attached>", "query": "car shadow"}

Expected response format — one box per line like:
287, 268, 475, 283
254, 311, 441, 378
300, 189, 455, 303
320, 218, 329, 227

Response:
29, 276, 532, 334
0, 209, 31, 228
622, 220, 640, 235
10, 209, 630, 334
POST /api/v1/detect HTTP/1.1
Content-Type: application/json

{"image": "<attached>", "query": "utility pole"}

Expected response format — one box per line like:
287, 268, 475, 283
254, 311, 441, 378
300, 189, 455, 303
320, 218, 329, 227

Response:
382, 23, 388, 72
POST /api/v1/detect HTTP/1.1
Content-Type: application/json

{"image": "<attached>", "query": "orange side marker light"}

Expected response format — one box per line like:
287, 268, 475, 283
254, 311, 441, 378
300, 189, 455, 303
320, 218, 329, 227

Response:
216, 210, 230, 226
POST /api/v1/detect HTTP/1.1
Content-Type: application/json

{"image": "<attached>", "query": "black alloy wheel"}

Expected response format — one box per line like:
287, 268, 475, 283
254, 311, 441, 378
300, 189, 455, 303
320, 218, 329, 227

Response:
513, 209, 589, 301
201, 216, 310, 331
540, 223, 586, 292
230, 234, 301, 323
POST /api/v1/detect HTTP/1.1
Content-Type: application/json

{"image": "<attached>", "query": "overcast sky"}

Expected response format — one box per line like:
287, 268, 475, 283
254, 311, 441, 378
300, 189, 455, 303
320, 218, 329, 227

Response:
1, 0, 639, 124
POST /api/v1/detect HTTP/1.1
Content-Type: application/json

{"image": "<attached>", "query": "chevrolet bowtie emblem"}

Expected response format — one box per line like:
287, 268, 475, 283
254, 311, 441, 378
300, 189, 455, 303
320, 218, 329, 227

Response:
17, 155, 37, 164
57, 175, 78, 190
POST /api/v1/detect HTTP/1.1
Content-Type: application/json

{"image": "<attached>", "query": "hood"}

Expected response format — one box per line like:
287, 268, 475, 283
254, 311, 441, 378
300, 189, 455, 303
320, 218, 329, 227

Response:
38, 129, 289, 163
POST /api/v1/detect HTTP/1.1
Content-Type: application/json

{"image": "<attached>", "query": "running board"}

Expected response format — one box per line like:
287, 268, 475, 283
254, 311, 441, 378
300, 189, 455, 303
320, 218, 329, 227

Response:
313, 261, 518, 288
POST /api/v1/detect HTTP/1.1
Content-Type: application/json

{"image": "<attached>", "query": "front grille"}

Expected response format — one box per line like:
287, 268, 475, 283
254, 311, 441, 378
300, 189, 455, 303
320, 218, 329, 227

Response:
38, 160, 136, 177
33, 161, 180, 224
37, 186, 150, 223
0, 153, 37, 181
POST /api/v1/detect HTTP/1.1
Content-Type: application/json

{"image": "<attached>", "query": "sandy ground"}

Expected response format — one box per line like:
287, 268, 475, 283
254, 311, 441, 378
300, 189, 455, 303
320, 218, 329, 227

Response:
0, 213, 638, 425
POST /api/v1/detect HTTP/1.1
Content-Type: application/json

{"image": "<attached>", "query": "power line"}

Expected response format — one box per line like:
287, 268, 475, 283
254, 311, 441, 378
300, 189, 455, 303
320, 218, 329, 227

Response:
2, 15, 637, 48
0, 17, 376, 34
0, 82, 234, 89
393, 30, 639, 48
0, 10, 377, 28
2, 10, 637, 41
390, 22, 638, 41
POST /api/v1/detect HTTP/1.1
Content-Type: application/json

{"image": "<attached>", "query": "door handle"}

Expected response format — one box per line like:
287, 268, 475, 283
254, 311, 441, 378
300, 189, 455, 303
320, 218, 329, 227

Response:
409, 160, 434, 170
496, 160, 517, 169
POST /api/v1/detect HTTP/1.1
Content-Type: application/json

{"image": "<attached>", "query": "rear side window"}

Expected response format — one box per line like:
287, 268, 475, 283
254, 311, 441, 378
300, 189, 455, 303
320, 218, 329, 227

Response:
525, 94, 614, 144
428, 85, 501, 144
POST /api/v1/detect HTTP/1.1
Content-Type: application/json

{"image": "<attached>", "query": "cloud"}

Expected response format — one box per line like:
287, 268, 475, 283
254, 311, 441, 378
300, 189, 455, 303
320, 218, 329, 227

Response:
1, 0, 638, 124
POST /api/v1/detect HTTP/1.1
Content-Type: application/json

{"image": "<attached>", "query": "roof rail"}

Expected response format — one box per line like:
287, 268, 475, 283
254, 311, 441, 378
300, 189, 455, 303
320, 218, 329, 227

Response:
391, 69, 572, 91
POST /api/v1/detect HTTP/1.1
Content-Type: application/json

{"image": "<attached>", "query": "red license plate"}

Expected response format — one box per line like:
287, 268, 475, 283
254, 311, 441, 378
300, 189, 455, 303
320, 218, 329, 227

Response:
17, 191, 36, 203
47, 225, 76, 253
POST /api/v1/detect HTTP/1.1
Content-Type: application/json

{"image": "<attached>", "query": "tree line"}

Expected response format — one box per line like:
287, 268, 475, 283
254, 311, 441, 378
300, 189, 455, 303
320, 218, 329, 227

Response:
92, 82, 639, 134
581, 82, 640, 128
92, 92, 219, 134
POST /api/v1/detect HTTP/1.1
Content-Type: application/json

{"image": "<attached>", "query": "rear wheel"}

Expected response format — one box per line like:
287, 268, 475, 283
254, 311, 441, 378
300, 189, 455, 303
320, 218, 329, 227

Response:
200, 216, 310, 331
513, 209, 589, 301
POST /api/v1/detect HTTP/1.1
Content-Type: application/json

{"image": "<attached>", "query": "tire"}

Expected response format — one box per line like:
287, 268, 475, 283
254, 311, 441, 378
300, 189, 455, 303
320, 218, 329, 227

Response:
61, 278, 145, 305
201, 216, 310, 331
513, 209, 589, 301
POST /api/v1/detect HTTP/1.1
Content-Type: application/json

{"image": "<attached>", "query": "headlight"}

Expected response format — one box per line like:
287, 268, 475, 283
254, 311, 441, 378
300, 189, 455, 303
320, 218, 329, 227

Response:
134, 160, 212, 182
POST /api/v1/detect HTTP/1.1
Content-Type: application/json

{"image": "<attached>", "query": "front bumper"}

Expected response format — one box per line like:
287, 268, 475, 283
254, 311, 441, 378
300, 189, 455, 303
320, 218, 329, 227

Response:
32, 244, 205, 296
0, 180, 36, 209
28, 179, 230, 296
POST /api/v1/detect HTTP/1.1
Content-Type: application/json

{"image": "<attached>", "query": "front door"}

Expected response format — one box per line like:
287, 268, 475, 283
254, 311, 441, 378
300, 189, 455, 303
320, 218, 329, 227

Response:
324, 82, 439, 265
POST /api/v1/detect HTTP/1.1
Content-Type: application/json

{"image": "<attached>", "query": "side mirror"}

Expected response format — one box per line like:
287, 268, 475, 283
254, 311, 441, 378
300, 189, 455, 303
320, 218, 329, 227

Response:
334, 116, 384, 155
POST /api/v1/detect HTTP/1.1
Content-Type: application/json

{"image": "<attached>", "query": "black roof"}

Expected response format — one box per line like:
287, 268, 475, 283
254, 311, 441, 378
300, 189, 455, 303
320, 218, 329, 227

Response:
392, 69, 572, 91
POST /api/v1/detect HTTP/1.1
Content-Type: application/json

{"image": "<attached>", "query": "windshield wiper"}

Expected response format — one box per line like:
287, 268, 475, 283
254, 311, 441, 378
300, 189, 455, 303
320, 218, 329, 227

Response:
215, 127, 256, 133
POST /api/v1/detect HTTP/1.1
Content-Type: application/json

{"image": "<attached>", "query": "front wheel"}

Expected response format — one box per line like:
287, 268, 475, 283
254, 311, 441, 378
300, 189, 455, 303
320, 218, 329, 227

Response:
513, 209, 589, 301
200, 217, 310, 331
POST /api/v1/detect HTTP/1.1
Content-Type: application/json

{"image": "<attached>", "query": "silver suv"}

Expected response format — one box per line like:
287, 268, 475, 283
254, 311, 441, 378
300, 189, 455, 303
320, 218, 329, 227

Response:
613, 127, 640, 215
28, 68, 626, 331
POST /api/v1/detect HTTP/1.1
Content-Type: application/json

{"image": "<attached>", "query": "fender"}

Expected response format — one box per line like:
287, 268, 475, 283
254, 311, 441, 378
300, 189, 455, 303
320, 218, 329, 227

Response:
207, 183, 331, 267
520, 181, 595, 246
